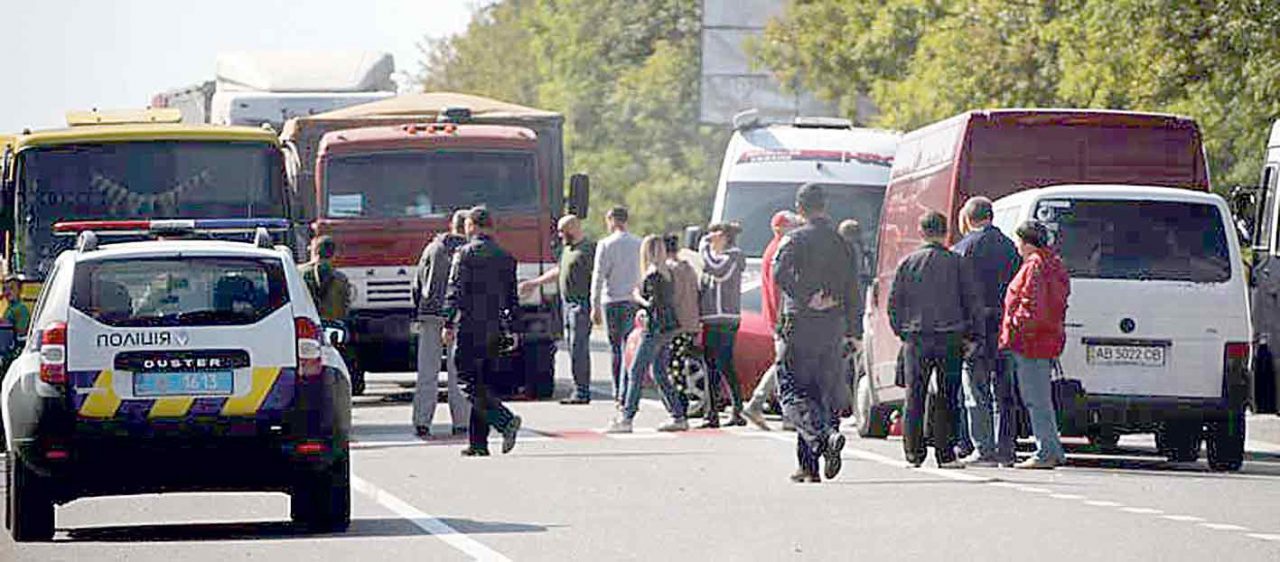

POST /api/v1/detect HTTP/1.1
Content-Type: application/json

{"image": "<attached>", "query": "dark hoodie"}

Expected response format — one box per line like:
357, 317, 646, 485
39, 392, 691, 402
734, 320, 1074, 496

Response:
413, 232, 468, 317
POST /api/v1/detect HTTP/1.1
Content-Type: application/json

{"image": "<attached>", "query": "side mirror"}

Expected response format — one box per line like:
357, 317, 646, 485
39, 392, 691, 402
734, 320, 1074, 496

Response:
568, 173, 590, 219
0, 324, 16, 355
322, 322, 347, 346
684, 226, 703, 251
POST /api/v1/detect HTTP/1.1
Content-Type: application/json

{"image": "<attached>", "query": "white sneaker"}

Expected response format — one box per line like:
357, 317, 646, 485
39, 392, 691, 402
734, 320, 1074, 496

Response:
657, 418, 689, 432
603, 418, 633, 434
961, 453, 1000, 468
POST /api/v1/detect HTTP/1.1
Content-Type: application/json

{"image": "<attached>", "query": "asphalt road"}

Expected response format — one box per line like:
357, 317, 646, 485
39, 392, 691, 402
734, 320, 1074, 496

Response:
4, 333, 1280, 561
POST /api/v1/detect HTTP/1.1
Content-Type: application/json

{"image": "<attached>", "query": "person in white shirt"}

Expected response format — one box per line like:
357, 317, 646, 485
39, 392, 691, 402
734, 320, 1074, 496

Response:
591, 206, 643, 406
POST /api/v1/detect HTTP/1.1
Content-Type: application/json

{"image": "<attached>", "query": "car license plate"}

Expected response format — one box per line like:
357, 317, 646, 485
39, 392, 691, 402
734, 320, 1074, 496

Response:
1086, 344, 1166, 367
133, 371, 234, 397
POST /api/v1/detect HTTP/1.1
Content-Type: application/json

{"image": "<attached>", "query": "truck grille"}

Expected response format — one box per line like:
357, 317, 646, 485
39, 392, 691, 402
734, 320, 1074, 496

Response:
362, 279, 412, 307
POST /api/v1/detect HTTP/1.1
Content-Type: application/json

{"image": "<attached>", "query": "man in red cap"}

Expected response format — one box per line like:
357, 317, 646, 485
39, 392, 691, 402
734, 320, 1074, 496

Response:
742, 210, 801, 430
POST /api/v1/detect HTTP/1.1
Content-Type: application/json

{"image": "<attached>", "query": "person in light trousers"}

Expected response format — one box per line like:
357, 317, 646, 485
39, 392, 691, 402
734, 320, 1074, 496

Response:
410, 210, 471, 438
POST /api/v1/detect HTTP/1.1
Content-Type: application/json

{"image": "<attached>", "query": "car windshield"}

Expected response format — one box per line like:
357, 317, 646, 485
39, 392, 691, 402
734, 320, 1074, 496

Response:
1035, 199, 1231, 283
19, 141, 286, 277
721, 181, 883, 265
70, 257, 290, 327
323, 150, 538, 219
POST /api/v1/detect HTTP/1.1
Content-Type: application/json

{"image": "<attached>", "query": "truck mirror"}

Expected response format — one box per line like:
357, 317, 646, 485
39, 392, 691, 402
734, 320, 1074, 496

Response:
568, 174, 590, 219
683, 226, 703, 251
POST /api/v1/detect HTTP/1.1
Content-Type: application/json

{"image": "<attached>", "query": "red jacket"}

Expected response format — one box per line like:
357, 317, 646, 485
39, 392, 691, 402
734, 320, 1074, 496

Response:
761, 234, 784, 329
999, 248, 1071, 359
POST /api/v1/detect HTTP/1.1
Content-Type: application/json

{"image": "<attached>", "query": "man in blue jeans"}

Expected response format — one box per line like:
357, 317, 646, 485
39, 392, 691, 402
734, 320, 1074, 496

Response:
591, 206, 642, 406
521, 215, 597, 404
951, 197, 1022, 467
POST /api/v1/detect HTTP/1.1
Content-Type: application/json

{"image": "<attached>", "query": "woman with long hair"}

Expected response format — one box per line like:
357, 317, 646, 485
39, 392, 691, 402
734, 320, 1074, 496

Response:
605, 235, 689, 433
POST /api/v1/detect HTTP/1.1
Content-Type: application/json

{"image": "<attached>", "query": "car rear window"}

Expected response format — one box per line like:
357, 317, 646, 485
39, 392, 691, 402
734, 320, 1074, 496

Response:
1035, 199, 1231, 283
71, 256, 289, 327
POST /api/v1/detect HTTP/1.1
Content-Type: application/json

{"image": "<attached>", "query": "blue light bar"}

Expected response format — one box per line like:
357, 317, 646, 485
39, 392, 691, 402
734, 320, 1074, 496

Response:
191, 218, 290, 230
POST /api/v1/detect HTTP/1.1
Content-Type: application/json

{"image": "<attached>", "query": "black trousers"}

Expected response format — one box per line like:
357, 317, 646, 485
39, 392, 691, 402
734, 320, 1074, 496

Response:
456, 330, 515, 450
901, 333, 964, 465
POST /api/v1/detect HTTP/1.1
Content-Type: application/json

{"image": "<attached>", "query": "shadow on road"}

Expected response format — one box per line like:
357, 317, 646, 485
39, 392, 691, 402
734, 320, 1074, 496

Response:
59, 516, 554, 543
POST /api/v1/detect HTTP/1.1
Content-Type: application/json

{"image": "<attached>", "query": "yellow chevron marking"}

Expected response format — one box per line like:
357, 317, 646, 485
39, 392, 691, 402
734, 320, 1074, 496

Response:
148, 396, 196, 418
79, 370, 122, 418
220, 367, 280, 416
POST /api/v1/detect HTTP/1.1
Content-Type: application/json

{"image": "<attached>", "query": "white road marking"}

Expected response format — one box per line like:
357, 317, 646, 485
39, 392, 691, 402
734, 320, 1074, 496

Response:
1121, 507, 1164, 515
352, 474, 513, 562
1246, 533, 1280, 542
1085, 501, 1124, 507
1016, 486, 1052, 494
1162, 515, 1207, 523
1050, 494, 1085, 500
1201, 523, 1251, 532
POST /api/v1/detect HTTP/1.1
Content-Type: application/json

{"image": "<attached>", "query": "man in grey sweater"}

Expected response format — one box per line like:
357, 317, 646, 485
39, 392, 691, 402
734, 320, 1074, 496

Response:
410, 210, 471, 438
591, 206, 643, 406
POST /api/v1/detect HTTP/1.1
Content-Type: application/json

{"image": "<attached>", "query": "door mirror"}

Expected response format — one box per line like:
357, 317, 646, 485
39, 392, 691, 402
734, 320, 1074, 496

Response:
321, 320, 347, 346
683, 225, 703, 251
568, 173, 590, 219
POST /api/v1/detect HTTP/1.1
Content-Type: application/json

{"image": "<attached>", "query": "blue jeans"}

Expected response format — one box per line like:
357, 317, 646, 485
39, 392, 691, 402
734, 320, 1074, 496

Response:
606, 301, 639, 403
622, 330, 685, 421
1009, 352, 1066, 462
964, 348, 1018, 463
563, 300, 593, 399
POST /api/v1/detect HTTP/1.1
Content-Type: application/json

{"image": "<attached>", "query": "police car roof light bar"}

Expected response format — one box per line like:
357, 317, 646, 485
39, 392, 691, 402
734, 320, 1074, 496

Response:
53, 218, 291, 237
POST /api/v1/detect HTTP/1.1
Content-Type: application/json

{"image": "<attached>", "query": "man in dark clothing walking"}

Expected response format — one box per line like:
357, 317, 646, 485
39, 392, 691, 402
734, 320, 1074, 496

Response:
889, 211, 981, 469
951, 197, 1021, 467
411, 210, 471, 438
772, 184, 857, 482
444, 206, 523, 457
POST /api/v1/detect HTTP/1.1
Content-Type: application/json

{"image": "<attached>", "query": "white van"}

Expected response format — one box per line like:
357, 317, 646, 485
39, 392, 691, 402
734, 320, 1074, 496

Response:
992, 185, 1251, 471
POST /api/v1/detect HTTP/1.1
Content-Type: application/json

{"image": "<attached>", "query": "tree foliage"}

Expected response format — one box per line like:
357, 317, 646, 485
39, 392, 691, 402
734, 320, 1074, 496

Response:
756, 0, 1280, 187
420, 0, 727, 237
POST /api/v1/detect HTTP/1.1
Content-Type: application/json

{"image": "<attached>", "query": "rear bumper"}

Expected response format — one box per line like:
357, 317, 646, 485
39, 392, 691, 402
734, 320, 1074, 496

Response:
1057, 392, 1232, 435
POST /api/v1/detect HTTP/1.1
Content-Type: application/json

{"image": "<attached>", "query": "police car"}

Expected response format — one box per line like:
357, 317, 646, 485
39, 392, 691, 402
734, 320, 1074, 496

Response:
2, 219, 352, 542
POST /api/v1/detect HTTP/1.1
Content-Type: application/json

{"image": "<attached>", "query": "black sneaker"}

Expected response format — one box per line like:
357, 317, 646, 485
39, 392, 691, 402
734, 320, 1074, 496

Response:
725, 415, 748, 427
502, 415, 522, 454
414, 426, 431, 440
451, 426, 468, 436
823, 433, 846, 480
559, 397, 591, 405
460, 447, 490, 457
699, 419, 721, 429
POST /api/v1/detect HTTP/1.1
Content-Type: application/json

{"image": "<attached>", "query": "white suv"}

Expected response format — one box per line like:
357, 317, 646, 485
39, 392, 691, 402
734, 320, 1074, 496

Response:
2, 221, 352, 542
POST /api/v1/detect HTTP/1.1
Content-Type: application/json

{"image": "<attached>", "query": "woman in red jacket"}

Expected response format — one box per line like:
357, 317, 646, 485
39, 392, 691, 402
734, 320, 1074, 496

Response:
1000, 221, 1071, 469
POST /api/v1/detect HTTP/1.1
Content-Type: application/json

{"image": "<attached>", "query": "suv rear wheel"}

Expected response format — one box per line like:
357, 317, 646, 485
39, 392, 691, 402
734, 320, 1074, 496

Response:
7, 454, 55, 542
290, 455, 351, 533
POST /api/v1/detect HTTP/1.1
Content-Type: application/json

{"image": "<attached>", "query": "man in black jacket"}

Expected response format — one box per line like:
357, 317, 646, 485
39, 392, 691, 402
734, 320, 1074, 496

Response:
772, 184, 857, 483
889, 211, 981, 469
444, 206, 523, 456
411, 210, 471, 439
951, 197, 1021, 467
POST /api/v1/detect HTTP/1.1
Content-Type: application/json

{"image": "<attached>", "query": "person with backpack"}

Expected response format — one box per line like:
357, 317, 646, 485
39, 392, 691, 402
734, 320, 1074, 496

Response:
299, 235, 362, 394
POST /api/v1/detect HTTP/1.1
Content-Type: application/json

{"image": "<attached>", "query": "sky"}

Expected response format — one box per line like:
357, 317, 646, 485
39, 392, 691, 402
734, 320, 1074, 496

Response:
2, 0, 481, 132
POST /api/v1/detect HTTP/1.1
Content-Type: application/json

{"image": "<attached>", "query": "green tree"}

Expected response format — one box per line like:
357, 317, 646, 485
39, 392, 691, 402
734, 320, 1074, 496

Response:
420, 0, 727, 237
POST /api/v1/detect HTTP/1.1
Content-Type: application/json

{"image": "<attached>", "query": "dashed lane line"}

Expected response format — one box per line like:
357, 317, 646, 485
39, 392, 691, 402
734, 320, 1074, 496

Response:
351, 474, 513, 562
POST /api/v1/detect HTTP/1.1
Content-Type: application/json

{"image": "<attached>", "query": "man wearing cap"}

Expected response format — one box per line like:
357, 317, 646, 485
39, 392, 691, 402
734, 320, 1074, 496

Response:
742, 210, 801, 430
520, 214, 597, 404
772, 185, 857, 482
591, 206, 643, 407
300, 235, 361, 394
444, 206, 523, 456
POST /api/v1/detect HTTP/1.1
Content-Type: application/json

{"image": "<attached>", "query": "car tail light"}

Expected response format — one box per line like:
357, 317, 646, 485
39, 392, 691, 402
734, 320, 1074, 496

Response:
39, 321, 67, 385
294, 440, 329, 455
295, 317, 323, 381
1225, 342, 1250, 361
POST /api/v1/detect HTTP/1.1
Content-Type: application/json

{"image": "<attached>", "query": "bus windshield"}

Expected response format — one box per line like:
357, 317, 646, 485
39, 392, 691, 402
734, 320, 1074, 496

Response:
18, 141, 286, 276
323, 150, 539, 219
720, 181, 884, 266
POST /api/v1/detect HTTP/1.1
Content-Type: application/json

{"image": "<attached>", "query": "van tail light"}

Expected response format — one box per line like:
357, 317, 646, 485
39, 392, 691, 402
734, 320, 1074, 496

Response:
1225, 342, 1250, 361
39, 321, 67, 385
295, 317, 323, 381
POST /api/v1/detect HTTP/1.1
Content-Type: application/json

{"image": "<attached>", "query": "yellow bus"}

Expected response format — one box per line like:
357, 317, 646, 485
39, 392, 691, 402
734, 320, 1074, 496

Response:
0, 109, 292, 296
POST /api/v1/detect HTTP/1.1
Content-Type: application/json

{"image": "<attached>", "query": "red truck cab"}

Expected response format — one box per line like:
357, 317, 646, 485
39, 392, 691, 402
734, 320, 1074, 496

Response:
313, 121, 560, 395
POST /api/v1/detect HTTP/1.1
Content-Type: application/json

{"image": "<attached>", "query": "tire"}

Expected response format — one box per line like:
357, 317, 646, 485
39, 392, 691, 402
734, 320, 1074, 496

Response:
7, 454, 55, 542
1207, 406, 1246, 472
1156, 421, 1203, 463
291, 455, 351, 533
855, 372, 889, 438
679, 355, 710, 419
